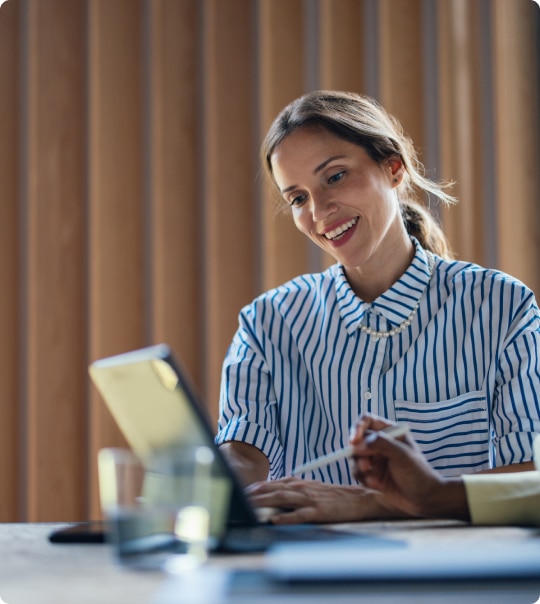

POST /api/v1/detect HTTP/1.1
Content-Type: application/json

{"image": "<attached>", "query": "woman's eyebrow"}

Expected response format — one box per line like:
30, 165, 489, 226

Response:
314, 155, 345, 175
280, 155, 346, 194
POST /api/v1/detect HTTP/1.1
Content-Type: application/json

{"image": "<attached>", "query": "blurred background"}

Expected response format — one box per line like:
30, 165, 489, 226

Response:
0, 0, 538, 522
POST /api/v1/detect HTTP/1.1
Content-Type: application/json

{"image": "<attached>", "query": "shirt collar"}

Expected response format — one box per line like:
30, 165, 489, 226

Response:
333, 239, 433, 335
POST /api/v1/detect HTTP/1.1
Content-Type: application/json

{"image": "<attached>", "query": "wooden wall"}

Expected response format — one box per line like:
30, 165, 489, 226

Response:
0, 0, 538, 521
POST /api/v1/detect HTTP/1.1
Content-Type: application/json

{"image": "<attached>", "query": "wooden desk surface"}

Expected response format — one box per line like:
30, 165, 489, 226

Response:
1, 521, 539, 604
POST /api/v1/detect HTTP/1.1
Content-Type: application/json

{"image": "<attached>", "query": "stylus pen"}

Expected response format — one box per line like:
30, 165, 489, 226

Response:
291, 423, 409, 476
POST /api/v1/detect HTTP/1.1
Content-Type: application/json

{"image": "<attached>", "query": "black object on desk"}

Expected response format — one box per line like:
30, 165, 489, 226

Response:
49, 520, 107, 544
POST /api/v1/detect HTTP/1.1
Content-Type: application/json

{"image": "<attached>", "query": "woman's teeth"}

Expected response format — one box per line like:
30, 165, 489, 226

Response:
324, 217, 359, 240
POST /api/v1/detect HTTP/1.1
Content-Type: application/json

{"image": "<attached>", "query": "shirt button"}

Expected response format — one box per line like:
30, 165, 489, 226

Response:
364, 391, 372, 400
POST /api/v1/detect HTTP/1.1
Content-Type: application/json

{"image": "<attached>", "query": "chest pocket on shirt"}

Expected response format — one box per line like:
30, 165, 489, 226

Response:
394, 391, 490, 477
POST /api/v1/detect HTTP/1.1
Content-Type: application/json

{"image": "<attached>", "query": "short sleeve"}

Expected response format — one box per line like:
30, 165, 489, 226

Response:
492, 294, 540, 466
215, 309, 285, 478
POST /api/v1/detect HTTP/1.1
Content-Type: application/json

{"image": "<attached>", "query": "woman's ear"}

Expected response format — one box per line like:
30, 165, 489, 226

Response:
387, 157, 405, 186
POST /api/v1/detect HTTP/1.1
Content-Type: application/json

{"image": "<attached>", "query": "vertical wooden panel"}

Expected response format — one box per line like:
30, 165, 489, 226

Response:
259, 0, 310, 291
88, 0, 146, 518
25, 0, 86, 521
318, 0, 366, 269
147, 0, 203, 388
203, 0, 257, 420
0, 0, 21, 521
378, 0, 425, 153
437, 0, 485, 263
319, 0, 364, 92
492, 0, 540, 293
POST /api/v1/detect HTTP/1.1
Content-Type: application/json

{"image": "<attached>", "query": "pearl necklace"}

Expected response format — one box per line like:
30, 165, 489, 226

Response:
359, 252, 435, 341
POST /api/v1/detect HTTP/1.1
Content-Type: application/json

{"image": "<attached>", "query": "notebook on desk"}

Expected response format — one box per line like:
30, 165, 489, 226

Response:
84, 343, 364, 555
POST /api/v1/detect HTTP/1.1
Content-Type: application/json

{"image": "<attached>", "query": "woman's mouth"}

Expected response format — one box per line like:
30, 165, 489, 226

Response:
324, 217, 359, 241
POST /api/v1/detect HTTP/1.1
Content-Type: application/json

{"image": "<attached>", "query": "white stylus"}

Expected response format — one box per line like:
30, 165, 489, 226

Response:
291, 423, 409, 476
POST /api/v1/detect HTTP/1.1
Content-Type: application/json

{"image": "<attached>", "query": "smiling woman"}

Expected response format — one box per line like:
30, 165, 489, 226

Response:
215, 90, 540, 525
264, 91, 456, 264
270, 126, 417, 302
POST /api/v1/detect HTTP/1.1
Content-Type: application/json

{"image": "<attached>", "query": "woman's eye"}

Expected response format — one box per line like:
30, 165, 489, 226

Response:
289, 194, 306, 207
328, 171, 345, 184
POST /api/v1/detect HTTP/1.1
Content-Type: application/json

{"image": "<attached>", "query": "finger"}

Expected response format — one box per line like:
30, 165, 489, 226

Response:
350, 418, 368, 443
245, 481, 266, 495
361, 472, 383, 491
353, 463, 384, 491
248, 489, 297, 510
267, 506, 316, 525
350, 414, 395, 444
350, 431, 411, 471
247, 484, 310, 512
352, 465, 369, 485
365, 430, 410, 455
351, 430, 402, 456
373, 428, 420, 454
245, 476, 302, 496
353, 456, 373, 474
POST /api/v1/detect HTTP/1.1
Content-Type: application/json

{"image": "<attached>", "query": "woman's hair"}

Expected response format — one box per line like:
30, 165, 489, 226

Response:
261, 90, 455, 258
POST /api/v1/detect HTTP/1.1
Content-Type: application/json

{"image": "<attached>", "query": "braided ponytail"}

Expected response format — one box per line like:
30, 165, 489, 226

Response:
400, 200, 454, 259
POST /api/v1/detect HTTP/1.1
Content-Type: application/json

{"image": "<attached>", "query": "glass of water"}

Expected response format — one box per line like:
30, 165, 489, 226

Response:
98, 445, 215, 570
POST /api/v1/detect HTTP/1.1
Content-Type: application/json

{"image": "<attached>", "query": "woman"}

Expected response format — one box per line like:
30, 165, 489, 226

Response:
216, 90, 540, 523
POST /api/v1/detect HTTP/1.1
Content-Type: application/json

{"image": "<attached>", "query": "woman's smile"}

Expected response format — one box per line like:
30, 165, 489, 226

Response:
322, 216, 359, 242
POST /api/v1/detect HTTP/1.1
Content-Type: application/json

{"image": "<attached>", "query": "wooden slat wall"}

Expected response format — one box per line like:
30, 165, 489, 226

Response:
319, 0, 364, 92
0, 0, 21, 522
202, 0, 258, 419
0, 0, 538, 522
438, 0, 487, 261
379, 0, 425, 152
259, 0, 311, 290
147, 0, 202, 384
25, 0, 87, 521
87, 0, 146, 518
319, 0, 365, 270
492, 0, 540, 294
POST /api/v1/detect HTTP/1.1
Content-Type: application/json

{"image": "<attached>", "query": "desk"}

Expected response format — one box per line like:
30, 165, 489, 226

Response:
1, 521, 539, 604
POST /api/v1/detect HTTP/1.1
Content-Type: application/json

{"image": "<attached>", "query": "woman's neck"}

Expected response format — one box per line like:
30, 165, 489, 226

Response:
344, 237, 416, 302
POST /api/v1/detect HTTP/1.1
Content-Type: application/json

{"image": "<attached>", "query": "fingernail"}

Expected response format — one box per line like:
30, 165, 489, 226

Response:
364, 432, 377, 445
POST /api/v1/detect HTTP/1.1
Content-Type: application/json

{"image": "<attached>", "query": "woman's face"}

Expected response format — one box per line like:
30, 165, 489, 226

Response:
270, 125, 410, 276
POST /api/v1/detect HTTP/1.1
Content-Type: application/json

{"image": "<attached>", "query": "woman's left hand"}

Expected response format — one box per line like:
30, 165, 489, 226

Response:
245, 476, 403, 524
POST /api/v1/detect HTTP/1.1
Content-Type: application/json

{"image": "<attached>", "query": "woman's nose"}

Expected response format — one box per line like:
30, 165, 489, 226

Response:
310, 193, 337, 221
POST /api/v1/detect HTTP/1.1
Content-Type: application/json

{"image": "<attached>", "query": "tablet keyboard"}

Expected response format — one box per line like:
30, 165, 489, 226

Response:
218, 524, 358, 553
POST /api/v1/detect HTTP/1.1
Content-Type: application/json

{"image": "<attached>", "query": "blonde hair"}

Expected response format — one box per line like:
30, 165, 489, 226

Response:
262, 90, 456, 258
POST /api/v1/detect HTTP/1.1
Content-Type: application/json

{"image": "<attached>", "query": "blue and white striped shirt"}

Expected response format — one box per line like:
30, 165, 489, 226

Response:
216, 241, 540, 482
